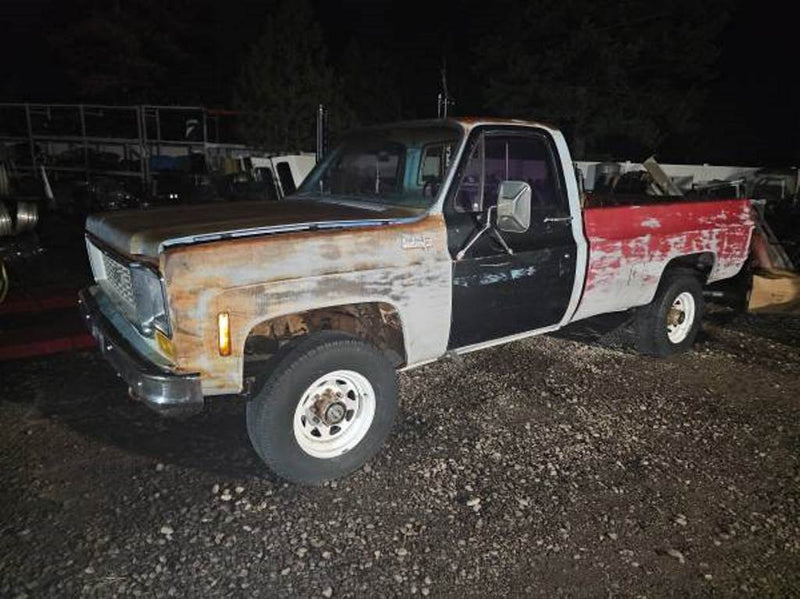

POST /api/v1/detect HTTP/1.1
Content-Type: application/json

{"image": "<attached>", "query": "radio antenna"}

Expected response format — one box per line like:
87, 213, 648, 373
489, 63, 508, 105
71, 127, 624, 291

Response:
437, 57, 454, 118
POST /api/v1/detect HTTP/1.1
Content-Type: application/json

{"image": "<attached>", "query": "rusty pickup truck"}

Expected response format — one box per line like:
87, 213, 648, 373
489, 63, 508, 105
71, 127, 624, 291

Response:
79, 118, 753, 483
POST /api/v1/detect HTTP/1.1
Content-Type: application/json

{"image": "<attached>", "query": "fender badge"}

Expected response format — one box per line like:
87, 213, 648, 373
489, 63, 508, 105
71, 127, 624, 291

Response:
401, 234, 432, 250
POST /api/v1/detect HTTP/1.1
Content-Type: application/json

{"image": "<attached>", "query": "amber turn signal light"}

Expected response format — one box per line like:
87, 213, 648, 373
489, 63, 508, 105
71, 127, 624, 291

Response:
218, 312, 231, 356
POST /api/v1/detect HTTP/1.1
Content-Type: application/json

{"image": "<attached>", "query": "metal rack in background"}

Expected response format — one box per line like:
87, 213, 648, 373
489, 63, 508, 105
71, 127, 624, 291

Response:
0, 103, 247, 192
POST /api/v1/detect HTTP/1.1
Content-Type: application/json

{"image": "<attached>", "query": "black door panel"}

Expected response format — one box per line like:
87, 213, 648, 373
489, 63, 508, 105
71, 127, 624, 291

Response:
446, 127, 577, 349
450, 246, 575, 348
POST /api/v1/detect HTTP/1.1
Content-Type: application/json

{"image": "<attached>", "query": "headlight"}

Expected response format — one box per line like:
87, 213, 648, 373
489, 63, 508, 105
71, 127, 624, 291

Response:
130, 264, 171, 337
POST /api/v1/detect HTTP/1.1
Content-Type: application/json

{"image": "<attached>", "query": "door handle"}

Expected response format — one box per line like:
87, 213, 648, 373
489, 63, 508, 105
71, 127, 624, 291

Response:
543, 216, 573, 223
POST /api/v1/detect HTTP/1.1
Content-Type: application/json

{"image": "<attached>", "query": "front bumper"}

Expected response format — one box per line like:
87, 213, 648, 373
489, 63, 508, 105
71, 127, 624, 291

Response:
78, 287, 204, 417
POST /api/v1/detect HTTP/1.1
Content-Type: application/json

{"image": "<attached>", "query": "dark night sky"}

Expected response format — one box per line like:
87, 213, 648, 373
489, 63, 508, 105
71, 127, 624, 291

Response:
695, 1, 799, 166
0, 0, 797, 165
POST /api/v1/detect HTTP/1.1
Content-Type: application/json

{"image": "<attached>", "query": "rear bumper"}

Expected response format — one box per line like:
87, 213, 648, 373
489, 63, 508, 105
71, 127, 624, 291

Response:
78, 287, 204, 417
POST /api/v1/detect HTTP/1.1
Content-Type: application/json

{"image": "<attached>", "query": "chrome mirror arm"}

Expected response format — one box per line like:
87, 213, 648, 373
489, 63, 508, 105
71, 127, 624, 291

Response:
456, 206, 514, 260
456, 207, 493, 261
491, 228, 513, 256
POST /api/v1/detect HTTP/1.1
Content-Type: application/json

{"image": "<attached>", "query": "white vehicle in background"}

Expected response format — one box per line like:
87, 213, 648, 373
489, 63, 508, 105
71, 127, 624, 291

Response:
151, 152, 317, 206
245, 153, 316, 199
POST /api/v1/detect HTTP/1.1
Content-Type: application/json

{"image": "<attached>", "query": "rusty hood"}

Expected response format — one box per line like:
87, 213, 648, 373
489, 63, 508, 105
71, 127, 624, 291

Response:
86, 199, 422, 258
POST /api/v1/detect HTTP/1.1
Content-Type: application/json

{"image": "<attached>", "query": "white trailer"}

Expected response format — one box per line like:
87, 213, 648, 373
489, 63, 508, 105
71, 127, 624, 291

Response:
245, 153, 316, 199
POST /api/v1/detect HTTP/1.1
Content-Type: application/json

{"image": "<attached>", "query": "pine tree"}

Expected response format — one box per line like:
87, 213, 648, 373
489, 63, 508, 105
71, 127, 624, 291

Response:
50, 0, 192, 103
233, 0, 342, 151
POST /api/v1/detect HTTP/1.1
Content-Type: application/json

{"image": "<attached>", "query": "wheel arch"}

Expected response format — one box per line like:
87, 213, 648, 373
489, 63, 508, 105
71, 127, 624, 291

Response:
659, 251, 716, 287
632, 252, 716, 310
665, 251, 715, 277
242, 301, 408, 386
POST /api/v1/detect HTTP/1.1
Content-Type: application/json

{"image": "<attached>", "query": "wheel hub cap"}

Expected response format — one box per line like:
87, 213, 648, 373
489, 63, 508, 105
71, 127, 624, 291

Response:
667, 308, 686, 326
324, 402, 346, 425
293, 369, 376, 459
311, 388, 345, 425
666, 291, 696, 344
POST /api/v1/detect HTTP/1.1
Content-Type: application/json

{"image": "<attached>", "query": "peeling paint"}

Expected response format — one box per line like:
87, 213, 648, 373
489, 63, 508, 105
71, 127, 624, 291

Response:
641, 217, 661, 229
161, 214, 451, 395
573, 199, 753, 321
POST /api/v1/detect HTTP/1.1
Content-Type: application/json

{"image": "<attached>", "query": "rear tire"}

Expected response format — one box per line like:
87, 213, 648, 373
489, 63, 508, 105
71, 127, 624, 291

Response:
246, 332, 398, 485
635, 271, 704, 356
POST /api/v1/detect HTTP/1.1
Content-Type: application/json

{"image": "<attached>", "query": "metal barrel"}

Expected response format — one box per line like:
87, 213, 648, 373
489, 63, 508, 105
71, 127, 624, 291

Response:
14, 201, 39, 234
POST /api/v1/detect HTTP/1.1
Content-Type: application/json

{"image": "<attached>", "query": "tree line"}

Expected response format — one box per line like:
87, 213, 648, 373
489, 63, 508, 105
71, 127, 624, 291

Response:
39, 0, 734, 159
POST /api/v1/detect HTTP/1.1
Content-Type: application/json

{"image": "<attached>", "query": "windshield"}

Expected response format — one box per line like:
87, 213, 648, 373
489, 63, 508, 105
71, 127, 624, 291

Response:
295, 124, 463, 209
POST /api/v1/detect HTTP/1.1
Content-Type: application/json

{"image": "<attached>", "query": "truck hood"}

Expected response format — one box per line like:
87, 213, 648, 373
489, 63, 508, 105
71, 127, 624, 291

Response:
86, 200, 421, 258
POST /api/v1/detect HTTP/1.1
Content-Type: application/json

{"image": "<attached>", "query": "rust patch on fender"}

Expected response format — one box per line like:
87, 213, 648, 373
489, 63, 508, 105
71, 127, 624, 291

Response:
160, 213, 451, 395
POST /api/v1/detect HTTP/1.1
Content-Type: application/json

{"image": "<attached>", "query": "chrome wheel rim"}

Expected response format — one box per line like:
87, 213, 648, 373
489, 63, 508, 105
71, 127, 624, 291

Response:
293, 369, 375, 459
666, 292, 696, 344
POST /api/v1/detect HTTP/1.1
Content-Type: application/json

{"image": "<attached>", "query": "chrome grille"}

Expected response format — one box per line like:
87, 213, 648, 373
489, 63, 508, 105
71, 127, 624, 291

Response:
101, 251, 135, 308
86, 239, 136, 314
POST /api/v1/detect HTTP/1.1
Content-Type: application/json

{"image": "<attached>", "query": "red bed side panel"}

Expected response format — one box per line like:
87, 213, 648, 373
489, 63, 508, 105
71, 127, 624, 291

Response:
572, 199, 753, 321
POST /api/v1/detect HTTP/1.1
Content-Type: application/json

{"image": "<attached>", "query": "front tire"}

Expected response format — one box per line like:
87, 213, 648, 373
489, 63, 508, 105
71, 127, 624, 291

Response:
635, 271, 704, 356
246, 332, 398, 485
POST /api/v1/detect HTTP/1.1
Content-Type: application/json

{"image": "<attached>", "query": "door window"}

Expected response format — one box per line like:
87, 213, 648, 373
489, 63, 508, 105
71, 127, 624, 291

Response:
483, 136, 507, 209
454, 132, 566, 215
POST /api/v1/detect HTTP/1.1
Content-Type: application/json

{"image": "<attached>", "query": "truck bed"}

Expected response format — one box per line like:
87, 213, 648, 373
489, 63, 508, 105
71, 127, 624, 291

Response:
572, 198, 753, 321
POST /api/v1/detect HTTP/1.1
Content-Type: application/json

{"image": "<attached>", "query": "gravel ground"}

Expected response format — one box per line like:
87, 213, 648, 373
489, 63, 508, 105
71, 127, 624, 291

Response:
1, 308, 798, 597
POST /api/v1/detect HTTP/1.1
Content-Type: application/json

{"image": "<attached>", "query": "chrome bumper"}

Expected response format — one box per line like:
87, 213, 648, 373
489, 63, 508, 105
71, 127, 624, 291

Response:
78, 288, 204, 417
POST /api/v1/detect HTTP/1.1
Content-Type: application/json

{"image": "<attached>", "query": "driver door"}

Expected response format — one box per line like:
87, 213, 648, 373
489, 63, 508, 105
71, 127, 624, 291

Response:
445, 128, 578, 349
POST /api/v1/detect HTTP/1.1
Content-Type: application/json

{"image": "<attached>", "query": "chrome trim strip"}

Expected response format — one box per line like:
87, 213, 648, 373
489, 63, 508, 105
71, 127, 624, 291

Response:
158, 215, 425, 251
451, 324, 561, 355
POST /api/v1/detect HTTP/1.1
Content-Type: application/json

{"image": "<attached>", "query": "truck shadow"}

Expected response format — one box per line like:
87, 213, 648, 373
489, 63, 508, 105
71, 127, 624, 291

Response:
1, 350, 271, 479
552, 305, 800, 350
551, 311, 637, 349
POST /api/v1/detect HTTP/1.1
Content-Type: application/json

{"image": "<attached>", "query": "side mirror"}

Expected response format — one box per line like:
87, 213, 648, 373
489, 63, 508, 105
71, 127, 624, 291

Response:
496, 181, 531, 233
